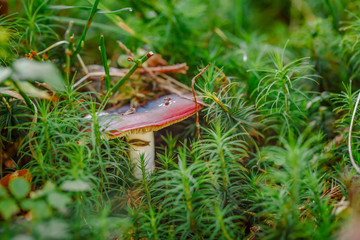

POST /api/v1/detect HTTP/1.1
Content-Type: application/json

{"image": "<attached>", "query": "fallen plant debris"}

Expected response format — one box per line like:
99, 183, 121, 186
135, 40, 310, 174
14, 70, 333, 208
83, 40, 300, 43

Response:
0, 169, 32, 188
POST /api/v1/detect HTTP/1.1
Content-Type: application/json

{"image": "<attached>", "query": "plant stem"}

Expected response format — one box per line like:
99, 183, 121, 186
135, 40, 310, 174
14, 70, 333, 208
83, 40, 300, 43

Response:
219, 147, 227, 192
216, 206, 233, 240
65, 21, 74, 84
99, 34, 111, 91
192, 63, 211, 140
70, 0, 100, 64
281, 73, 290, 114
324, 0, 339, 32
181, 158, 202, 240
348, 91, 360, 174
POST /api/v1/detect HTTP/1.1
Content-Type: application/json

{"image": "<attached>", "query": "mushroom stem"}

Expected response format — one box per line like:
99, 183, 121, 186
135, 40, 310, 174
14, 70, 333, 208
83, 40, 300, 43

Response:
127, 131, 155, 179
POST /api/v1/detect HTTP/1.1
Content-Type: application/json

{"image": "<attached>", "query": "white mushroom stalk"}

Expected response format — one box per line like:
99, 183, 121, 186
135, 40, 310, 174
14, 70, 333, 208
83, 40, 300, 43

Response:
127, 132, 155, 179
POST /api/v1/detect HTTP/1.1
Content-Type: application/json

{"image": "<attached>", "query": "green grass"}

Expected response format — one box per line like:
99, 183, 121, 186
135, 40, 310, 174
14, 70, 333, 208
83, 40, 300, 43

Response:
0, 0, 359, 239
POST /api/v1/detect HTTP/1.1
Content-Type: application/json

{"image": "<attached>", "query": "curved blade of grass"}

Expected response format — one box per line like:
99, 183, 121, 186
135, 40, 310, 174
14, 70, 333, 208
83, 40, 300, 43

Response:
97, 8, 132, 14
49, 5, 132, 14
87, 0, 150, 43
348, 91, 360, 174
70, 0, 100, 64
48, 5, 93, 10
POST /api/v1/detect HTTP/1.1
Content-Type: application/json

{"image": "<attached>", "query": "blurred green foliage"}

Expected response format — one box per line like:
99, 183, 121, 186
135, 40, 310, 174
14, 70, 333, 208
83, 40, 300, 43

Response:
1, 0, 360, 239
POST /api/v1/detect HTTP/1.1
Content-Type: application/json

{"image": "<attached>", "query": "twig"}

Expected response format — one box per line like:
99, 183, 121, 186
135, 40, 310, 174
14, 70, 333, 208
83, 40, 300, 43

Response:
73, 71, 125, 88
158, 73, 192, 92
140, 64, 188, 74
137, 64, 191, 101
155, 75, 189, 96
88, 63, 188, 75
37, 40, 69, 56
77, 54, 89, 74
160, 84, 187, 96
348, 91, 360, 174
74, 69, 173, 89
192, 63, 211, 141
117, 40, 135, 57
116, 40, 189, 93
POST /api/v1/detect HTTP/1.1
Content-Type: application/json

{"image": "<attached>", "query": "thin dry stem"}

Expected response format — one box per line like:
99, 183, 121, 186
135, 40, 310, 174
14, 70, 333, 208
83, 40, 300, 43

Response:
77, 54, 89, 74
348, 91, 360, 174
88, 64, 188, 75
158, 73, 193, 92
117, 40, 135, 57
192, 63, 211, 140
73, 72, 126, 88
36, 40, 69, 56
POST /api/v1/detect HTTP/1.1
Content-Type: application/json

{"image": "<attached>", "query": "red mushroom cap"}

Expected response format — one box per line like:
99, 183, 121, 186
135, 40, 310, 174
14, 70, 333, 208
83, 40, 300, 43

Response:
99, 94, 202, 137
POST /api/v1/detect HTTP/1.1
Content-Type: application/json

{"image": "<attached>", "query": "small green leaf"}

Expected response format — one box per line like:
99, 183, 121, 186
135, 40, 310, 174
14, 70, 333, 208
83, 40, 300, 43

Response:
34, 219, 70, 240
48, 5, 92, 10
48, 5, 132, 14
61, 180, 91, 192
43, 181, 57, 192
9, 178, 30, 199
97, 7, 132, 14
0, 67, 11, 82
0, 199, 19, 220
12, 234, 35, 240
31, 181, 56, 198
117, 55, 132, 68
22, 199, 52, 219
32, 200, 52, 219
13, 59, 66, 92
17, 81, 51, 99
21, 199, 35, 211
47, 192, 71, 212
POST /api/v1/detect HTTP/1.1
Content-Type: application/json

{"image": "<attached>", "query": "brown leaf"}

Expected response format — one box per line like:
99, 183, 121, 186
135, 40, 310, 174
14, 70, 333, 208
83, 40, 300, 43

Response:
146, 54, 168, 67
4, 160, 16, 169
0, 169, 32, 188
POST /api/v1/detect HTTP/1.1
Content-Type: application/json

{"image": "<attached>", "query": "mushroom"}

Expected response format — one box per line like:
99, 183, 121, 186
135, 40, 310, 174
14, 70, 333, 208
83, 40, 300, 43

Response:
98, 94, 202, 179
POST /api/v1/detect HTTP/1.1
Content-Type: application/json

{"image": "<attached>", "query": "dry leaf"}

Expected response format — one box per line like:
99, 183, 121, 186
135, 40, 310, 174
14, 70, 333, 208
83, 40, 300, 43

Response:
0, 169, 32, 188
